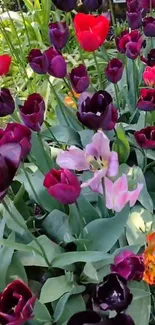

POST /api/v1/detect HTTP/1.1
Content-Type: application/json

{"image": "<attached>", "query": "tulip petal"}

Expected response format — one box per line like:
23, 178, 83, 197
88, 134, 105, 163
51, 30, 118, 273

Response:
107, 151, 119, 177
56, 147, 89, 171
81, 169, 106, 194
128, 183, 143, 206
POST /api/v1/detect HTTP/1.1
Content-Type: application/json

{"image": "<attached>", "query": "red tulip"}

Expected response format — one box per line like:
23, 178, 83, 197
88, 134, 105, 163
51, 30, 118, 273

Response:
143, 66, 155, 87
0, 54, 11, 76
74, 13, 109, 52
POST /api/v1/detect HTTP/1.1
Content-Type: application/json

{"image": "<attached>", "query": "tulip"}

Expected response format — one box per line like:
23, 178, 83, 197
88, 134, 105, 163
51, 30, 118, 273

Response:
69, 64, 90, 93
134, 126, 155, 149
143, 17, 155, 37
44, 47, 67, 78
74, 13, 109, 52
48, 22, 69, 50
19, 93, 45, 132
0, 54, 11, 76
68, 312, 135, 325
57, 131, 119, 194
52, 0, 77, 11
137, 88, 155, 111
28, 49, 48, 74
0, 122, 31, 159
43, 168, 81, 204
104, 174, 143, 212
111, 250, 144, 281
0, 279, 36, 325
105, 58, 124, 84
0, 88, 15, 117
93, 273, 133, 313
82, 0, 102, 11
141, 49, 155, 66
126, 0, 142, 29
116, 30, 143, 60
77, 90, 118, 130
141, 0, 155, 9
143, 66, 155, 87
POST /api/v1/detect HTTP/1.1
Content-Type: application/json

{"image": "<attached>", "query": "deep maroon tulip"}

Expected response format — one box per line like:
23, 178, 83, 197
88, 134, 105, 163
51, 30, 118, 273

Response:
0, 143, 22, 199
116, 30, 143, 60
19, 94, 45, 132
49, 22, 69, 50
126, 0, 142, 29
93, 273, 133, 313
44, 47, 67, 78
141, 49, 155, 66
127, 0, 140, 11
105, 58, 124, 84
52, 0, 77, 11
0, 279, 36, 325
43, 168, 81, 204
82, 0, 102, 11
141, 0, 155, 10
111, 250, 144, 281
143, 17, 155, 37
134, 126, 155, 148
28, 49, 48, 74
77, 90, 118, 130
137, 88, 155, 111
69, 64, 90, 93
68, 312, 135, 325
0, 123, 31, 159
0, 88, 15, 117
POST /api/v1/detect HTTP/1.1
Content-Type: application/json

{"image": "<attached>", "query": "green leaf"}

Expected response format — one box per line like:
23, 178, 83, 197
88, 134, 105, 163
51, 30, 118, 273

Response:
34, 300, 52, 324
76, 194, 101, 224
31, 132, 54, 174
83, 204, 130, 251
6, 254, 27, 284
43, 125, 81, 147
79, 130, 94, 147
82, 263, 99, 283
56, 104, 83, 131
113, 124, 130, 163
56, 294, 86, 325
40, 276, 73, 303
3, 198, 27, 235
54, 293, 71, 322
0, 232, 15, 290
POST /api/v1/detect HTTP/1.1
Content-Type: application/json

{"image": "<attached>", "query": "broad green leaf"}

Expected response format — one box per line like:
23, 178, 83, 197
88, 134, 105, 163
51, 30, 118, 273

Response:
57, 294, 86, 325
113, 124, 130, 163
31, 132, 54, 174
3, 198, 27, 235
82, 263, 99, 283
0, 233, 15, 290
43, 125, 81, 147
56, 103, 83, 131
76, 194, 101, 224
79, 130, 94, 147
34, 300, 52, 324
40, 276, 73, 303
6, 254, 27, 284
54, 293, 71, 322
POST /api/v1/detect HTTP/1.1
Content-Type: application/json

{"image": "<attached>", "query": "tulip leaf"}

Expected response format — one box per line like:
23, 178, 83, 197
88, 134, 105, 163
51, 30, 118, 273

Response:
113, 124, 130, 163
82, 204, 130, 251
31, 132, 54, 174
42, 125, 81, 147
55, 294, 86, 325
76, 194, 101, 224
56, 103, 83, 131
0, 232, 15, 290
40, 275, 73, 303
6, 254, 28, 284
34, 299, 52, 324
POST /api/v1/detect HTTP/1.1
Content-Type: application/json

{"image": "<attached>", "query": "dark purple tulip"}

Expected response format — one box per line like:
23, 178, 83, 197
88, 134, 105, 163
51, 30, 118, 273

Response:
141, 49, 155, 66
0, 279, 36, 325
28, 49, 48, 74
69, 64, 90, 93
143, 17, 155, 37
105, 58, 123, 84
141, 0, 155, 10
137, 88, 155, 111
67, 312, 135, 325
19, 93, 45, 132
48, 22, 69, 50
0, 123, 31, 159
82, 0, 102, 11
0, 88, 15, 117
52, 0, 77, 11
111, 250, 145, 281
77, 90, 118, 130
127, 0, 140, 11
0, 143, 22, 199
127, 11, 142, 29
93, 273, 133, 313
116, 30, 143, 60
134, 126, 155, 149
111, 314, 135, 325
44, 47, 67, 78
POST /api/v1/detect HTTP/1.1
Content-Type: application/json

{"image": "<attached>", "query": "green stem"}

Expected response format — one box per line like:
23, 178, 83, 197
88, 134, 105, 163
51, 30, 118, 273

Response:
93, 52, 102, 89
37, 132, 51, 171
125, 61, 129, 91
44, 120, 59, 145
132, 60, 137, 107
63, 78, 76, 102
108, 0, 117, 37
143, 150, 147, 173
2, 199, 51, 267
114, 84, 120, 112
69, 13, 85, 65
22, 164, 43, 207
16, 0, 31, 48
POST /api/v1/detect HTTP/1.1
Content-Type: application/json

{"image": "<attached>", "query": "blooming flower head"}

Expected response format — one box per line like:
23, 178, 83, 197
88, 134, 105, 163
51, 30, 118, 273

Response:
67, 311, 135, 325
0, 54, 11, 76
48, 21, 69, 50
116, 30, 143, 60
69, 64, 90, 94
143, 17, 155, 37
52, 0, 77, 12
141, 49, 155, 67
134, 126, 155, 149
137, 88, 155, 111
64, 90, 80, 109
142, 232, 155, 285
105, 58, 124, 84
143, 66, 155, 87
57, 131, 119, 194
0, 88, 15, 117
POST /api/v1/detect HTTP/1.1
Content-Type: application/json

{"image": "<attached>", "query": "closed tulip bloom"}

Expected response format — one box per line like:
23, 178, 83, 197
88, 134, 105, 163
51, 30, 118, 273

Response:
141, 49, 155, 66
48, 22, 69, 50
0, 143, 22, 199
69, 64, 90, 93
143, 66, 155, 87
0, 279, 36, 325
82, 0, 102, 11
141, 0, 155, 9
74, 13, 109, 52
77, 90, 118, 130
126, 0, 142, 29
0, 88, 15, 117
143, 17, 155, 37
19, 93, 45, 132
105, 58, 124, 84
134, 126, 155, 148
52, 0, 77, 11
116, 30, 143, 60
68, 312, 135, 325
0, 54, 11, 76
137, 88, 155, 111
28, 49, 48, 74
44, 47, 67, 78
43, 168, 81, 204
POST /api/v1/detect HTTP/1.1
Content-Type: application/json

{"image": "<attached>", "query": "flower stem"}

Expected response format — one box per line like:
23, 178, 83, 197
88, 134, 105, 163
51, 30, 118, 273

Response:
63, 78, 76, 102
114, 84, 120, 112
44, 120, 59, 145
132, 60, 137, 108
93, 52, 102, 89
2, 199, 51, 267
108, 0, 117, 37
37, 132, 51, 171
22, 163, 43, 207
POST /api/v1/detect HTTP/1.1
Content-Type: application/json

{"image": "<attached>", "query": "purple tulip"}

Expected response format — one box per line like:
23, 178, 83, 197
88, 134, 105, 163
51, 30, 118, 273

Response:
52, 0, 77, 11
69, 64, 90, 93
143, 17, 155, 37
116, 30, 143, 60
141, 49, 155, 66
48, 22, 69, 50
44, 47, 67, 78
137, 88, 155, 111
68, 312, 135, 325
0, 123, 31, 159
134, 126, 155, 149
141, 0, 155, 10
43, 168, 81, 204
105, 58, 123, 84
0, 143, 22, 199
111, 251, 145, 281
82, 0, 102, 11
126, 0, 142, 29
28, 49, 48, 74
0, 279, 36, 325
93, 273, 133, 313
0, 88, 15, 117
19, 93, 45, 132
77, 90, 118, 130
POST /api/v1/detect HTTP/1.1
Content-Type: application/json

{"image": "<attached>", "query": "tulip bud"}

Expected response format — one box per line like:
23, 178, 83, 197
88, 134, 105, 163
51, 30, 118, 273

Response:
52, 0, 77, 11
82, 0, 102, 11
44, 47, 67, 78
28, 49, 48, 74
143, 65, 155, 87
0, 54, 11, 76
134, 126, 155, 149
69, 64, 90, 93
137, 88, 155, 111
143, 17, 155, 37
0, 88, 15, 117
48, 22, 69, 50
116, 30, 143, 60
105, 58, 124, 84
